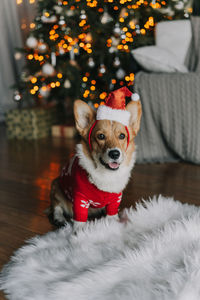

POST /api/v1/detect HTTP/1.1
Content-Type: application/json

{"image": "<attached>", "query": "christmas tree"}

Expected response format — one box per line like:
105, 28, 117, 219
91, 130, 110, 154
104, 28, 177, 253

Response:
15, 0, 191, 108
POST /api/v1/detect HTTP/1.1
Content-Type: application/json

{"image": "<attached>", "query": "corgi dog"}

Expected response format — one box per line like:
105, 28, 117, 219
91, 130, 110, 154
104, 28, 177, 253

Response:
50, 87, 142, 230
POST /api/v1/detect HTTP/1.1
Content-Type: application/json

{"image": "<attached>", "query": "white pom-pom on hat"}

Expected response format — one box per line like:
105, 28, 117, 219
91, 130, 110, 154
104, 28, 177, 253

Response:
131, 93, 140, 102
26, 36, 38, 49
42, 63, 55, 76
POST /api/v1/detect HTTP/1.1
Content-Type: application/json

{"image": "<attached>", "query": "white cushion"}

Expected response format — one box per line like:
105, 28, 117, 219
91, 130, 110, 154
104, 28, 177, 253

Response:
132, 46, 188, 73
156, 20, 192, 65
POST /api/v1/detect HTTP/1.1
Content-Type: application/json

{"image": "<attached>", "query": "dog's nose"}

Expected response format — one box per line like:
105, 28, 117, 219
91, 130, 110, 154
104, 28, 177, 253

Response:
108, 149, 120, 160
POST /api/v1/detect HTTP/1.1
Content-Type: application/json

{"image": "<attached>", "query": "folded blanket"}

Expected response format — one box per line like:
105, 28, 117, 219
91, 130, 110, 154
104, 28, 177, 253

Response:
134, 71, 200, 163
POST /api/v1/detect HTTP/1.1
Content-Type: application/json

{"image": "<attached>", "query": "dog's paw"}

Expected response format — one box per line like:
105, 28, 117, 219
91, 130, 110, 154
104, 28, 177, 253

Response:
53, 206, 67, 227
106, 214, 119, 221
72, 221, 86, 234
54, 219, 67, 228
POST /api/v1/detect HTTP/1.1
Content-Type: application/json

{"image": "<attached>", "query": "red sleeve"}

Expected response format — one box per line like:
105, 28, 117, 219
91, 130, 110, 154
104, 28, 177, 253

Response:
73, 192, 89, 222
106, 194, 122, 216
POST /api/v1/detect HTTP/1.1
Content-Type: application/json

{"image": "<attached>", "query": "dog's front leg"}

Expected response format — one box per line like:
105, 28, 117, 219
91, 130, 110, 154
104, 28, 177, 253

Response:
72, 196, 89, 233
106, 200, 121, 222
72, 220, 86, 233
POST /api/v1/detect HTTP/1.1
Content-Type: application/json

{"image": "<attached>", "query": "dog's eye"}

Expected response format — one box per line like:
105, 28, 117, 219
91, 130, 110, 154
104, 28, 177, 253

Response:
119, 133, 125, 140
97, 133, 105, 140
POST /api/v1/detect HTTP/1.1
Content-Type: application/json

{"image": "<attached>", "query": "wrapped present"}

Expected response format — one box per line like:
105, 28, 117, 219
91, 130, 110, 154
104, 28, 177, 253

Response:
51, 124, 76, 138
6, 106, 58, 140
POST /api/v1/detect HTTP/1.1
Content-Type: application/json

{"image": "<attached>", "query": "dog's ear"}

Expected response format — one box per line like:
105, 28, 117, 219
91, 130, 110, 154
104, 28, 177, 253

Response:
74, 100, 96, 137
126, 100, 142, 136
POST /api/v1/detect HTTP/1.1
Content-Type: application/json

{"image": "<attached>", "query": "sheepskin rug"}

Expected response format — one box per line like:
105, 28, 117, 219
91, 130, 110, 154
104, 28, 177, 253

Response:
1, 196, 200, 300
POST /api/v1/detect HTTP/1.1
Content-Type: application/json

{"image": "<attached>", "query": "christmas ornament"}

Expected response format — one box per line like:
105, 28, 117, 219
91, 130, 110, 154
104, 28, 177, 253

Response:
113, 57, 120, 67
135, 25, 141, 34
41, 13, 57, 23
37, 40, 48, 53
80, 10, 87, 20
116, 68, 125, 79
51, 52, 57, 67
14, 52, 22, 60
64, 79, 71, 88
42, 63, 55, 76
100, 10, 113, 24
175, 1, 184, 10
109, 47, 117, 53
26, 36, 38, 48
99, 64, 106, 74
13, 90, 22, 102
113, 23, 121, 36
66, 10, 74, 17
59, 16, 66, 25
88, 57, 95, 67
59, 47, 65, 55
39, 85, 50, 98
36, 24, 42, 29
53, 5, 63, 14
111, 36, 120, 47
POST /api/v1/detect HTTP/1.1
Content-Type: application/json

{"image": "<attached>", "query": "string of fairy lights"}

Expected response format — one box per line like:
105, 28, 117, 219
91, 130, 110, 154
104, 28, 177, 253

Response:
15, 0, 192, 107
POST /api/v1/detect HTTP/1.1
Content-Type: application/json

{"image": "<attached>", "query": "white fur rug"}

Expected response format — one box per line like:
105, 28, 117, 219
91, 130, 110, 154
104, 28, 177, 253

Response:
1, 196, 200, 300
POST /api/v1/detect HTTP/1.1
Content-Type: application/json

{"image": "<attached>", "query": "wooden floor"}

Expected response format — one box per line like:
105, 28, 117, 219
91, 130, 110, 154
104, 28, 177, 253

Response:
0, 125, 200, 299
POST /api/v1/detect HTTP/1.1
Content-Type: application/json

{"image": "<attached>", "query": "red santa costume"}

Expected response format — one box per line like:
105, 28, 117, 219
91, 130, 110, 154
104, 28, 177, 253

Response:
59, 87, 139, 222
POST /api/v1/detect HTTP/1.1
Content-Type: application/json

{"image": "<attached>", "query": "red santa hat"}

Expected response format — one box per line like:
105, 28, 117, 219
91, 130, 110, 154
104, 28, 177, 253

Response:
96, 86, 140, 126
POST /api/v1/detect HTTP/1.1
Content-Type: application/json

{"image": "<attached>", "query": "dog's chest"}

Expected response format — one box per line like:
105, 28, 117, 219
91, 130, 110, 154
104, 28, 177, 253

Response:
59, 156, 122, 206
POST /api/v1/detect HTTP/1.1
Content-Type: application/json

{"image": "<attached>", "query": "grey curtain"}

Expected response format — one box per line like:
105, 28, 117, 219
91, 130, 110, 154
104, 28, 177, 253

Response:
0, 0, 36, 121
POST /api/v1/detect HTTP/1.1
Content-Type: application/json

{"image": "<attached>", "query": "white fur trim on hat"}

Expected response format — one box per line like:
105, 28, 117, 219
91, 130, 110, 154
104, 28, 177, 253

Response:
96, 105, 130, 126
131, 93, 140, 101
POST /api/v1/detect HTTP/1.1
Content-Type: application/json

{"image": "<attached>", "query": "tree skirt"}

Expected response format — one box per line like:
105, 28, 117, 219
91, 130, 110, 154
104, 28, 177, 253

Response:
1, 196, 200, 300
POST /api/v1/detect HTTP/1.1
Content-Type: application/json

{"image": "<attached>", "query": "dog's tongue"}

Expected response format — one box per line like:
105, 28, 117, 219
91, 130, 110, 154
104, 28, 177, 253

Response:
108, 162, 119, 169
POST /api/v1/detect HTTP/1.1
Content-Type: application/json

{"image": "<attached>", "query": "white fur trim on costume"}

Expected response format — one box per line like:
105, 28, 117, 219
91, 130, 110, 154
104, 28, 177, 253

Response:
76, 144, 136, 194
96, 105, 130, 126
131, 93, 140, 101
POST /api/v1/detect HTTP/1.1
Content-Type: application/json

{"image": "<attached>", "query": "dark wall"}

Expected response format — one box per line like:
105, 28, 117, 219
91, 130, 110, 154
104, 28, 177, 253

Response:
193, 0, 200, 15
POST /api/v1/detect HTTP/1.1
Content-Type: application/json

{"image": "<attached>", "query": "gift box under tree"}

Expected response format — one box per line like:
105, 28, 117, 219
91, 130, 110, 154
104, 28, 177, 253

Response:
51, 124, 76, 138
6, 106, 58, 140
